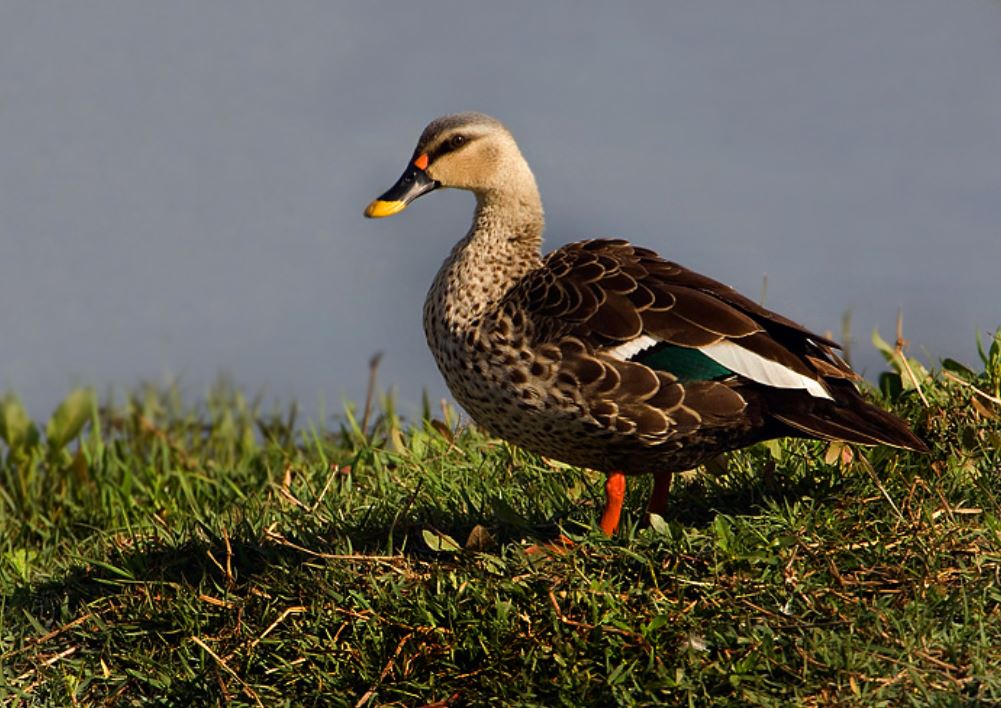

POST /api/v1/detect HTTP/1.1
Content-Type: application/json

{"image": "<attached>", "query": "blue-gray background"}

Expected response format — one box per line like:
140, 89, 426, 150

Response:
3, 2, 1000, 420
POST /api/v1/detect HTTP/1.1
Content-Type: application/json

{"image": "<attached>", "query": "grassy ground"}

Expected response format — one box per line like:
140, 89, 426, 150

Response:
2, 335, 1000, 706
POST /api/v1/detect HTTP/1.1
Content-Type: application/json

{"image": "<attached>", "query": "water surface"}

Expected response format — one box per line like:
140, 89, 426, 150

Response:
2, 2, 999, 420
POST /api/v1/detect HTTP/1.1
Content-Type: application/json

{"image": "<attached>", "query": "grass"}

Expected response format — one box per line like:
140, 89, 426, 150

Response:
1, 333, 1000, 706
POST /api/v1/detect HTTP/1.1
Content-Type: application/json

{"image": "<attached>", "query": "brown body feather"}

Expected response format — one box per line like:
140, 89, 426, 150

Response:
485, 238, 928, 474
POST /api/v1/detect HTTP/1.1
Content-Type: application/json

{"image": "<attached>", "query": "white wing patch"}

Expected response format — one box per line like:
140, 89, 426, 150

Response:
700, 340, 832, 400
605, 334, 658, 361
604, 334, 832, 400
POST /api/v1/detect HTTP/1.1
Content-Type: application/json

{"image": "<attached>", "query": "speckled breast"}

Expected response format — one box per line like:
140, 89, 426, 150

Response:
422, 305, 615, 469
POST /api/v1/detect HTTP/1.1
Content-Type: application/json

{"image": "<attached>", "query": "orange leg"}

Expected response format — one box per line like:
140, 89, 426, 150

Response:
599, 471, 627, 536
646, 470, 673, 518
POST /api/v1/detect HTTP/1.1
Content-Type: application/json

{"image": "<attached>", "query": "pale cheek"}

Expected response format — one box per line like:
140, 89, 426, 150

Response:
474, 146, 502, 181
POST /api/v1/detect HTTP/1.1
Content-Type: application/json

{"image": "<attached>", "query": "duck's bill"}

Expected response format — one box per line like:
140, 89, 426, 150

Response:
364, 163, 439, 218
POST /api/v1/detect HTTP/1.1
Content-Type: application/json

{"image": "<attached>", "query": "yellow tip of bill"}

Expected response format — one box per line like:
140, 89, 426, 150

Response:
364, 199, 407, 218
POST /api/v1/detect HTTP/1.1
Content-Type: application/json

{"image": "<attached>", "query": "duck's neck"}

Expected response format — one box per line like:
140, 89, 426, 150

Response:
427, 184, 545, 332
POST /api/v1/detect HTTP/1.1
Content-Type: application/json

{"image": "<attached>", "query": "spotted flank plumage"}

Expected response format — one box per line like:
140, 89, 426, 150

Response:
365, 112, 928, 535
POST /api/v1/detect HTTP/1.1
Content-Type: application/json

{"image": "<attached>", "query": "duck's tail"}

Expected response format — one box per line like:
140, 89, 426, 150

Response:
768, 382, 929, 452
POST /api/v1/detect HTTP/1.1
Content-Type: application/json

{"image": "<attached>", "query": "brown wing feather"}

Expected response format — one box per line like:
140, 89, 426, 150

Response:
516, 239, 835, 364
655, 286, 762, 337
644, 255, 841, 347
506, 239, 925, 451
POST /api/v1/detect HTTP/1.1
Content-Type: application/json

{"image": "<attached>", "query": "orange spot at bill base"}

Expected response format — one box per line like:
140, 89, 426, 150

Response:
413, 153, 429, 170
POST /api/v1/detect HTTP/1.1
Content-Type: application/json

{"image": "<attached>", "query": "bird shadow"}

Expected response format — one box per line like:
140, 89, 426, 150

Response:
1, 511, 543, 630
655, 465, 848, 528
4, 462, 843, 628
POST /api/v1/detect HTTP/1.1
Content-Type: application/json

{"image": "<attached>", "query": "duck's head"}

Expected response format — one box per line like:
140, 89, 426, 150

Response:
365, 112, 528, 218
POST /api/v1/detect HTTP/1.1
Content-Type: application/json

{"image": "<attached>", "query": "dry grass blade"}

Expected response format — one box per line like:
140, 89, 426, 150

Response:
225, 606, 307, 662
263, 527, 406, 565
361, 351, 383, 437
15, 646, 78, 684
355, 632, 413, 708
895, 310, 929, 407
941, 370, 1001, 406
1, 613, 93, 661
190, 635, 263, 707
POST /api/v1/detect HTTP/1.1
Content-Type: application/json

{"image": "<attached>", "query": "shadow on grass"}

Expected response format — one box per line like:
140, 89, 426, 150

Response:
4, 458, 844, 625
2, 512, 540, 627
4, 535, 275, 624
662, 465, 848, 527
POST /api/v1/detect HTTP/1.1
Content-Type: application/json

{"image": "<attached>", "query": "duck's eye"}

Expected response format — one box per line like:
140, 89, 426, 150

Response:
448, 134, 466, 149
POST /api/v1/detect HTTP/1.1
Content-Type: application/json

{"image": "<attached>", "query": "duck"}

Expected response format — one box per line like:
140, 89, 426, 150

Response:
364, 112, 927, 537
